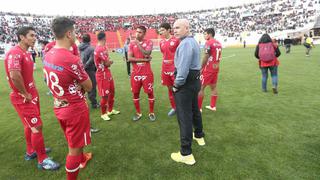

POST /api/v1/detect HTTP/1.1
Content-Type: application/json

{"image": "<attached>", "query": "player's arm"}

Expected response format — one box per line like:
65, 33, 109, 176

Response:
128, 52, 151, 62
201, 53, 210, 69
201, 45, 210, 69
135, 42, 152, 56
254, 45, 259, 59
103, 60, 113, 67
79, 79, 92, 92
9, 70, 32, 101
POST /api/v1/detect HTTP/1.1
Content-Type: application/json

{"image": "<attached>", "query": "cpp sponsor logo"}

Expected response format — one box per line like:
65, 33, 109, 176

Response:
134, 75, 147, 81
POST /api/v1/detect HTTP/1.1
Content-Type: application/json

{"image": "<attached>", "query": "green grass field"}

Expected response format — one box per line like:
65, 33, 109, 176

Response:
0, 46, 319, 180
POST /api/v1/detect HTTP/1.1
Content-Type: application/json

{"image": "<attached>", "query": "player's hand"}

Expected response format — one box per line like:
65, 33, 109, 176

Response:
172, 85, 179, 93
22, 93, 32, 103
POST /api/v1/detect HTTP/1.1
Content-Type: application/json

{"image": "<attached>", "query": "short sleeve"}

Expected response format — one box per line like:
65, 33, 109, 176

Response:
7, 50, 23, 71
145, 40, 153, 51
69, 56, 89, 83
128, 42, 134, 54
204, 42, 211, 54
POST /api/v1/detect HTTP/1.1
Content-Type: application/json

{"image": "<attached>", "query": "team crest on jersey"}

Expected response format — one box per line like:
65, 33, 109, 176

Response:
31, 117, 38, 124
98, 63, 104, 70
68, 84, 77, 95
170, 41, 175, 46
134, 75, 147, 81
71, 64, 78, 70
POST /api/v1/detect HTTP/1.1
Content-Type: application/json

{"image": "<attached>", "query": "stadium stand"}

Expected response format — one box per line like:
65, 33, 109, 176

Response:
0, 0, 319, 49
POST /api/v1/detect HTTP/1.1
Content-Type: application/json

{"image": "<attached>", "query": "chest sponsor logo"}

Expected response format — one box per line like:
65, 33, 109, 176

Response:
164, 71, 174, 76
134, 75, 147, 81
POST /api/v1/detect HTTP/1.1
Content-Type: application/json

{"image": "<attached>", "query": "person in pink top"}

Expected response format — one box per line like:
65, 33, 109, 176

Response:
159, 22, 180, 117
4, 26, 60, 170
254, 34, 281, 94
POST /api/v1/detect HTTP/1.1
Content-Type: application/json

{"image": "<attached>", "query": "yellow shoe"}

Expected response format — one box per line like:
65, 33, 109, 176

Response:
101, 114, 111, 121
170, 152, 196, 165
193, 133, 205, 146
107, 109, 120, 116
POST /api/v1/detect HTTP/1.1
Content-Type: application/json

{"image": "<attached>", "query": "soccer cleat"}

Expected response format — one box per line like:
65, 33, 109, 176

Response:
37, 157, 60, 170
272, 88, 278, 94
25, 147, 52, 161
101, 114, 111, 121
149, 113, 156, 122
90, 127, 100, 133
132, 113, 142, 121
107, 109, 120, 116
170, 152, 196, 165
193, 133, 206, 146
205, 106, 216, 111
80, 152, 92, 169
167, 109, 176, 116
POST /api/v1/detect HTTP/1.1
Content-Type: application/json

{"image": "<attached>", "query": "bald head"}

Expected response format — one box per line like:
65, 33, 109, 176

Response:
173, 19, 190, 39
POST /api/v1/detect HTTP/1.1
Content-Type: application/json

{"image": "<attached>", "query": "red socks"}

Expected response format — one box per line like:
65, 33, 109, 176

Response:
198, 95, 204, 110
31, 131, 47, 163
168, 89, 176, 109
100, 97, 108, 114
148, 93, 155, 114
133, 93, 141, 114
65, 154, 82, 180
24, 127, 34, 155
108, 91, 114, 112
210, 95, 218, 108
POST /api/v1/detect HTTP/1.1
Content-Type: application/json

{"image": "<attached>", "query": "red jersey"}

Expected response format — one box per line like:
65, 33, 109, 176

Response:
4, 45, 37, 104
160, 36, 179, 72
43, 48, 89, 104
128, 39, 153, 74
44, 41, 79, 56
94, 45, 112, 79
203, 38, 222, 73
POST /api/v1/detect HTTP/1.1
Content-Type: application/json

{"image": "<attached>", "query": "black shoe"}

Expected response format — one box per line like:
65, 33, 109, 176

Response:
90, 127, 100, 133
272, 88, 278, 94
91, 104, 100, 109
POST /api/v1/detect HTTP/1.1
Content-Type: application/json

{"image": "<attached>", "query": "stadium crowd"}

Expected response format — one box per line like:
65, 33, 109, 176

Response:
0, 0, 318, 44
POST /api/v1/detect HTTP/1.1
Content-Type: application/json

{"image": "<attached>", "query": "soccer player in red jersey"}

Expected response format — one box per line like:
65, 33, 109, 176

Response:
94, 31, 120, 121
128, 26, 156, 121
4, 27, 60, 170
198, 28, 222, 112
159, 22, 180, 117
43, 17, 92, 180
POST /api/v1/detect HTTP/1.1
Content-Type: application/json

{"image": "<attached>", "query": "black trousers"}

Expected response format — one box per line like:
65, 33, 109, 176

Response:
125, 52, 130, 75
86, 70, 97, 106
174, 71, 204, 155
285, 44, 291, 53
